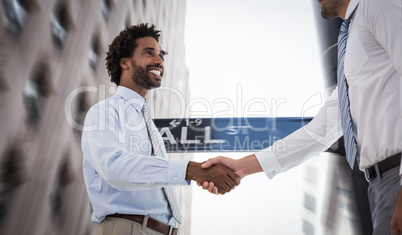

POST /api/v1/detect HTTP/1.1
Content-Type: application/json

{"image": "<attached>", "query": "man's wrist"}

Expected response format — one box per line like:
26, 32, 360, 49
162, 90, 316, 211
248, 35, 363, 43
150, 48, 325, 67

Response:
239, 154, 263, 176
185, 161, 199, 181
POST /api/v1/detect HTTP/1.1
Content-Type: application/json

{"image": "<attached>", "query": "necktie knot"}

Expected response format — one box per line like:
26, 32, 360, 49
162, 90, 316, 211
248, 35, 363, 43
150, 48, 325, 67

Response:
141, 101, 150, 117
340, 10, 355, 35
340, 20, 350, 34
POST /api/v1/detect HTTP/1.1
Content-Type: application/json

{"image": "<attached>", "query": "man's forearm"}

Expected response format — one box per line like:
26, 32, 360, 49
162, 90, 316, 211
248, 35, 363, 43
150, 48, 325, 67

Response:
185, 161, 200, 181
238, 154, 263, 177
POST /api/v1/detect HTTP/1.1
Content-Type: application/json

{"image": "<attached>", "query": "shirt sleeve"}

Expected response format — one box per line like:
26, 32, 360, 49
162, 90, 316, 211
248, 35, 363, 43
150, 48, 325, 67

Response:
81, 104, 190, 191
255, 88, 343, 179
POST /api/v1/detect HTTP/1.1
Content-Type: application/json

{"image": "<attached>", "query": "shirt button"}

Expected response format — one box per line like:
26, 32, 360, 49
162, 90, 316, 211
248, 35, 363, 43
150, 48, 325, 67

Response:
174, 177, 179, 181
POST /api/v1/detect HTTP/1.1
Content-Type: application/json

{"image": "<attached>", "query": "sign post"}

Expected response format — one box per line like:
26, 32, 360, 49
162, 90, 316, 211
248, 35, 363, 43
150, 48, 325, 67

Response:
154, 117, 312, 153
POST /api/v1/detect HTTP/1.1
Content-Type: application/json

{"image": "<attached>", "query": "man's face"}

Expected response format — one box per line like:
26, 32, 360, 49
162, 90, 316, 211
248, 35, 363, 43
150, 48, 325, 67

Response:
130, 36, 165, 90
318, 0, 345, 19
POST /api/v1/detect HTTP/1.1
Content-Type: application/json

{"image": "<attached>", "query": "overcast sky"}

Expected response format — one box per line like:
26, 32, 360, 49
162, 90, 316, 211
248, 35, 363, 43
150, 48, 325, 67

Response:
185, 0, 324, 234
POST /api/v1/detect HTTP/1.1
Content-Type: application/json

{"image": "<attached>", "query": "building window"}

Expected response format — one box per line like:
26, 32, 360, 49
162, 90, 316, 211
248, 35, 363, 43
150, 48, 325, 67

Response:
1, 0, 28, 35
302, 219, 315, 235
50, 159, 73, 220
304, 165, 317, 184
125, 18, 131, 28
0, 147, 25, 223
101, 0, 111, 22
336, 186, 352, 197
88, 36, 100, 71
0, 73, 7, 92
73, 91, 89, 136
50, 2, 69, 48
303, 193, 316, 213
23, 63, 51, 127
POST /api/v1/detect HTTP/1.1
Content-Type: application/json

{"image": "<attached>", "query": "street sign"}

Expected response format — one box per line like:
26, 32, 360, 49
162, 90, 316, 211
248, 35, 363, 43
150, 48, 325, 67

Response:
154, 117, 312, 153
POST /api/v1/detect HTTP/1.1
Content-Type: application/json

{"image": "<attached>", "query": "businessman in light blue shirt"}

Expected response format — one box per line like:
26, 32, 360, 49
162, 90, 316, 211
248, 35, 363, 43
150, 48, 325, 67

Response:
81, 23, 240, 235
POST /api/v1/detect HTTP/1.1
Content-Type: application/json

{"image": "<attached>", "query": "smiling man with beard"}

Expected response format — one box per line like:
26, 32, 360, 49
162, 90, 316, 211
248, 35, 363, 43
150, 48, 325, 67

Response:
81, 23, 240, 235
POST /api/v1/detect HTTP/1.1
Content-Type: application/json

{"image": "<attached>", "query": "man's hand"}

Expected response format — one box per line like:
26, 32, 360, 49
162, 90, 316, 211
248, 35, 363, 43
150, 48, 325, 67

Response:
186, 161, 240, 195
201, 156, 246, 179
199, 155, 263, 194
391, 188, 402, 235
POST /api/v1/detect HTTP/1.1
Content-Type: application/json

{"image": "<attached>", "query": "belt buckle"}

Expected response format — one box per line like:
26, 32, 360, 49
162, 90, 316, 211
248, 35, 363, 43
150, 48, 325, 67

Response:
364, 167, 375, 182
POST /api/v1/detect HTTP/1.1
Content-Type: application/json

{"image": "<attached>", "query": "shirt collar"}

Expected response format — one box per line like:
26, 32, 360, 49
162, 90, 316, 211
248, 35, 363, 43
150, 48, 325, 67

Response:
115, 86, 145, 113
345, 0, 359, 19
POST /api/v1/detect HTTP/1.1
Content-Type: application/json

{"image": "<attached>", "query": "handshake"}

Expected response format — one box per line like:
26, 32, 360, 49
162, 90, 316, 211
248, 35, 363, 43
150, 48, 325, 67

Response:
185, 155, 262, 195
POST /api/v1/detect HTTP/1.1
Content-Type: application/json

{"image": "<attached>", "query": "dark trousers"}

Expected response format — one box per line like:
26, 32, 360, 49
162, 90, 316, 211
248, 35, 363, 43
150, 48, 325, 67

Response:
368, 167, 400, 235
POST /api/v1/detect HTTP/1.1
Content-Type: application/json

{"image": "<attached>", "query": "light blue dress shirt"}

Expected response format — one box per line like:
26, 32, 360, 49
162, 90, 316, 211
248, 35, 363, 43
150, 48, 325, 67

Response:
82, 86, 189, 227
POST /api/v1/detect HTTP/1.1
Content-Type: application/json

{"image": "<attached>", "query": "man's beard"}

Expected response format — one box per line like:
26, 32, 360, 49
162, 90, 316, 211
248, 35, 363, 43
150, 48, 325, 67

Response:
130, 59, 160, 90
321, 0, 344, 19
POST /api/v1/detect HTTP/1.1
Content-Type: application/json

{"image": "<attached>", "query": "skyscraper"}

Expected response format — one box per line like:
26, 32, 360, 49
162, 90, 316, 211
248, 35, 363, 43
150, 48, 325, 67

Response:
0, 0, 190, 234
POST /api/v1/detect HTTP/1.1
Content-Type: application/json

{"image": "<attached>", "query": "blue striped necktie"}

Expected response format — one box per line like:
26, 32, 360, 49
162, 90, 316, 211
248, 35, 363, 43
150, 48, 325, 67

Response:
338, 15, 358, 169
142, 101, 182, 224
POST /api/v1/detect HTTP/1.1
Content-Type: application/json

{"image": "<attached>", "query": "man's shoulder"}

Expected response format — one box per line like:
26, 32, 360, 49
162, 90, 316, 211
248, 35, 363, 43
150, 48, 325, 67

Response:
359, 0, 398, 17
90, 95, 120, 109
86, 95, 121, 117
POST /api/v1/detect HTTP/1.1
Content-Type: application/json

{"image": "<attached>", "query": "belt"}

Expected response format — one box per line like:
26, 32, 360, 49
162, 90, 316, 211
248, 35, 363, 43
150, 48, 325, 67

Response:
364, 153, 401, 182
107, 214, 178, 235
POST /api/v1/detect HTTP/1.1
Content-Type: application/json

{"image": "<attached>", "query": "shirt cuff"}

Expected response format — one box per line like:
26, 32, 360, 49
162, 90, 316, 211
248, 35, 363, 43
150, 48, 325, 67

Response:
255, 149, 283, 179
168, 160, 190, 185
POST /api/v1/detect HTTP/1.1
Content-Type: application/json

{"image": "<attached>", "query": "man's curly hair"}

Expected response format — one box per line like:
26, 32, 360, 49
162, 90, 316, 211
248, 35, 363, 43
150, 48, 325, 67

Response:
105, 23, 161, 85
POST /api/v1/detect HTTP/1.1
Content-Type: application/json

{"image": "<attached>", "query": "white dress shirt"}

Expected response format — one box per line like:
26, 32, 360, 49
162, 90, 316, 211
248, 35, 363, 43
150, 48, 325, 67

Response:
82, 86, 189, 226
256, 0, 402, 178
